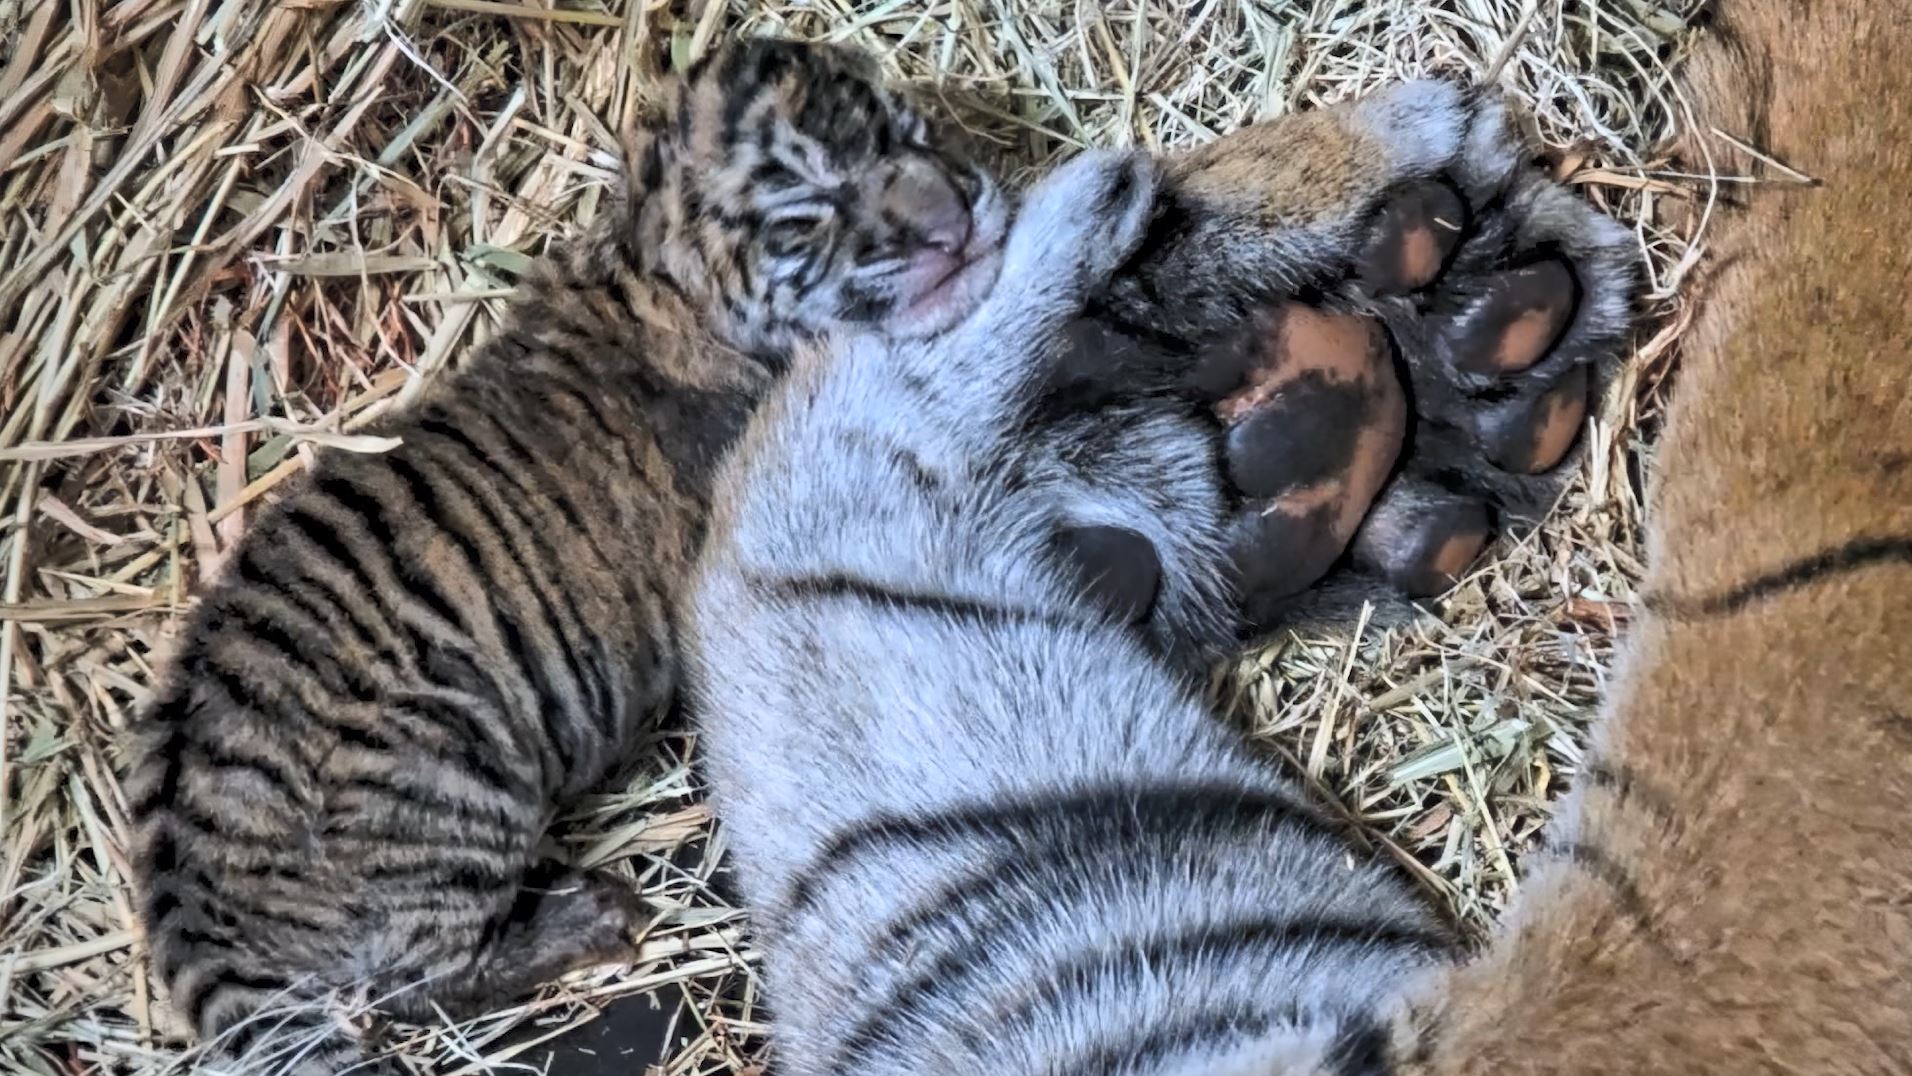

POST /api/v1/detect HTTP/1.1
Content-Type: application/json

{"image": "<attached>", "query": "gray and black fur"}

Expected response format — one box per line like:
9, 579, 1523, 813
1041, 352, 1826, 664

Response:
691, 147, 1449, 1076
688, 80, 1635, 1076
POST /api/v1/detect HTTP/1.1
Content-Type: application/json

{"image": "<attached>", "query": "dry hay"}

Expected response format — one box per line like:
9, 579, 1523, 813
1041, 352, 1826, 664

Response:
0, 1, 1719, 1073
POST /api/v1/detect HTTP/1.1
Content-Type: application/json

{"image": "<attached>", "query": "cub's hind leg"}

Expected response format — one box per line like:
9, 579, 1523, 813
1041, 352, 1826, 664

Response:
421, 868, 645, 1016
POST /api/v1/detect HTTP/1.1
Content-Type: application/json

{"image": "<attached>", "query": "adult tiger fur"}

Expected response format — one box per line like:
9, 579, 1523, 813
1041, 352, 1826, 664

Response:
687, 78, 1635, 1075
1396, 1, 1912, 1071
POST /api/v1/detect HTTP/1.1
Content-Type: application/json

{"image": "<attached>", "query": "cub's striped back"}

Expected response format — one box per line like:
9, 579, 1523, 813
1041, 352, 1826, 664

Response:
125, 36, 1009, 1075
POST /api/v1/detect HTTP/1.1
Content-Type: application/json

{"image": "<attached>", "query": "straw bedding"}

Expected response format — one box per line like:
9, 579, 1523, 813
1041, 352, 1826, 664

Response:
0, 1, 1714, 1071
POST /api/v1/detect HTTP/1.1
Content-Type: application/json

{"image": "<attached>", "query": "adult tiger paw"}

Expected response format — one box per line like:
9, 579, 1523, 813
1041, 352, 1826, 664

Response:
1177, 87, 1635, 630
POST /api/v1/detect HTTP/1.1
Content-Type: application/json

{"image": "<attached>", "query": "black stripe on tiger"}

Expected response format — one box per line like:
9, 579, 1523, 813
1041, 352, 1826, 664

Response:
416, 415, 629, 592
233, 546, 387, 666
403, 438, 614, 737
843, 786, 1346, 992
189, 883, 338, 936
1644, 534, 1912, 618
756, 572, 1078, 635
169, 787, 299, 845
1056, 1004, 1284, 1076
1324, 1015, 1398, 1076
1582, 760, 1680, 828
466, 405, 681, 582
779, 782, 1336, 920
272, 504, 430, 667
330, 772, 522, 832
964, 916, 1444, 1061
1545, 839, 1683, 961
127, 702, 194, 819
385, 693, 528, 798
218, 586, 379, 701
830, 913, 1446, 1074
831, 426, 946, 496
309, 475, 468, 633
178, 963, 291, 1031
1878, 709, 1912, 745
380, 455, 583, 764
832, 835, 1423, 1073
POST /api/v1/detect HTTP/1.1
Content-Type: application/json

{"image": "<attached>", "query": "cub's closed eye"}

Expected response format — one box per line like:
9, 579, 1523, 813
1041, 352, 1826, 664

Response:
764, 218, 828, 257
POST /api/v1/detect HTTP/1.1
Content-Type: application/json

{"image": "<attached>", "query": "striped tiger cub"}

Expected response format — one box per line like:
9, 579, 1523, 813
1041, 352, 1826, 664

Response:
124, 38, 1013, 1075
687, 79, 1634, 1076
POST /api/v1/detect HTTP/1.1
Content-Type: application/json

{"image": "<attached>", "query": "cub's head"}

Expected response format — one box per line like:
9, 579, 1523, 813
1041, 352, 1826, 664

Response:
630, 37, 1008, 353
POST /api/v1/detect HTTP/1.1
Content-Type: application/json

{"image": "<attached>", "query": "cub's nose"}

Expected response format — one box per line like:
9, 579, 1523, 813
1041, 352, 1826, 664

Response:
882, 156, 971, 255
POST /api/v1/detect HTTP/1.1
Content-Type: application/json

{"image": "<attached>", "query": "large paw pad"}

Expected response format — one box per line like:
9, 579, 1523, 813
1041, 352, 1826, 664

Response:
1221, 171, 1627, 620
1191, 304, 1406, 623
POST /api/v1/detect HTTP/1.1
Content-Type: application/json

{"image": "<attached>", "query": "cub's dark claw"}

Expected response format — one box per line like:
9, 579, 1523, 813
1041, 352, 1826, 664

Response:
1358, 180, 1467, 294
1054, 524, 1162, 624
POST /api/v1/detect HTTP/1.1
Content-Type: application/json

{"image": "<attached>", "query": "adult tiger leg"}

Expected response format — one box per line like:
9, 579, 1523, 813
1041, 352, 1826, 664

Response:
1399, 3, 1912, 1073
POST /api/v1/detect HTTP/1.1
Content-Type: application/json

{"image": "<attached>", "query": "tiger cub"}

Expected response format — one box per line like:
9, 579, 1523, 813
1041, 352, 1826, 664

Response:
124, 38, 1010, 1075
687, 80, 1633, 1076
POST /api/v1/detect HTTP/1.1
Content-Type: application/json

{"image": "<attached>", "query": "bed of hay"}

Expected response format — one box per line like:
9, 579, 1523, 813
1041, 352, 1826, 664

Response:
1, 1, 1714, 1072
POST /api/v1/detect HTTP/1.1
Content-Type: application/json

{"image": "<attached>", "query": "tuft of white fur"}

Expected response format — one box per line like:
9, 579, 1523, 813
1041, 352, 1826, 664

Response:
1352, 79, 1472, 177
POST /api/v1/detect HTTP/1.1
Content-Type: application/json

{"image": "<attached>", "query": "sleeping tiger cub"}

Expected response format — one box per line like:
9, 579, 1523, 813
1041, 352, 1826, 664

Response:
688, 79, 1632, 1074
125, 38, 1015, 1075
127, 35, 1613, 1073
692, 2, 1912, 1072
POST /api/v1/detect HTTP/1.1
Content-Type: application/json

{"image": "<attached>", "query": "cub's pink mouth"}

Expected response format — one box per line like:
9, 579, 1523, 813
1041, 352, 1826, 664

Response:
884, 187, 1011, 338
896, 244, 1005, 332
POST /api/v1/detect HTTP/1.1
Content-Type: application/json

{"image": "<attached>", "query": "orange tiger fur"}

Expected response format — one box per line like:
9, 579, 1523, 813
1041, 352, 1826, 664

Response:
1402, 3, 1912, 1071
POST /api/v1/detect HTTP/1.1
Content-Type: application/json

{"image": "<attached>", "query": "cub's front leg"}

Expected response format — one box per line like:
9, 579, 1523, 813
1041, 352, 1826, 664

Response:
1100, 82, 1636, 629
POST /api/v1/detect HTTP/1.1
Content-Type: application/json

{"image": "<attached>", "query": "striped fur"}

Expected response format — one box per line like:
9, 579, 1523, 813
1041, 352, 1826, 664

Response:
688, 147, 1457, 1076
697, 8, 1911, 1075
125, 37, 1008, 1075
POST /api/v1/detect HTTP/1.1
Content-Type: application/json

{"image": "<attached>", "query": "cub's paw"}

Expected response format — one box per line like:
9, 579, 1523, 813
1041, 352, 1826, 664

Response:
1190, 125, 1634, 628
1004, 148, 1160, 290
487, 869, 646, 985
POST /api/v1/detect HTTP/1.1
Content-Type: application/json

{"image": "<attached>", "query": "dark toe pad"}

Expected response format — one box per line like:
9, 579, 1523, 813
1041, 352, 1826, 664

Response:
1477, 363, 1590, 474
1198, 304, 1406, 619
1353, 487, 1491, 597
1360, 181, 1468, 295
1447, 259, 1579, 376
